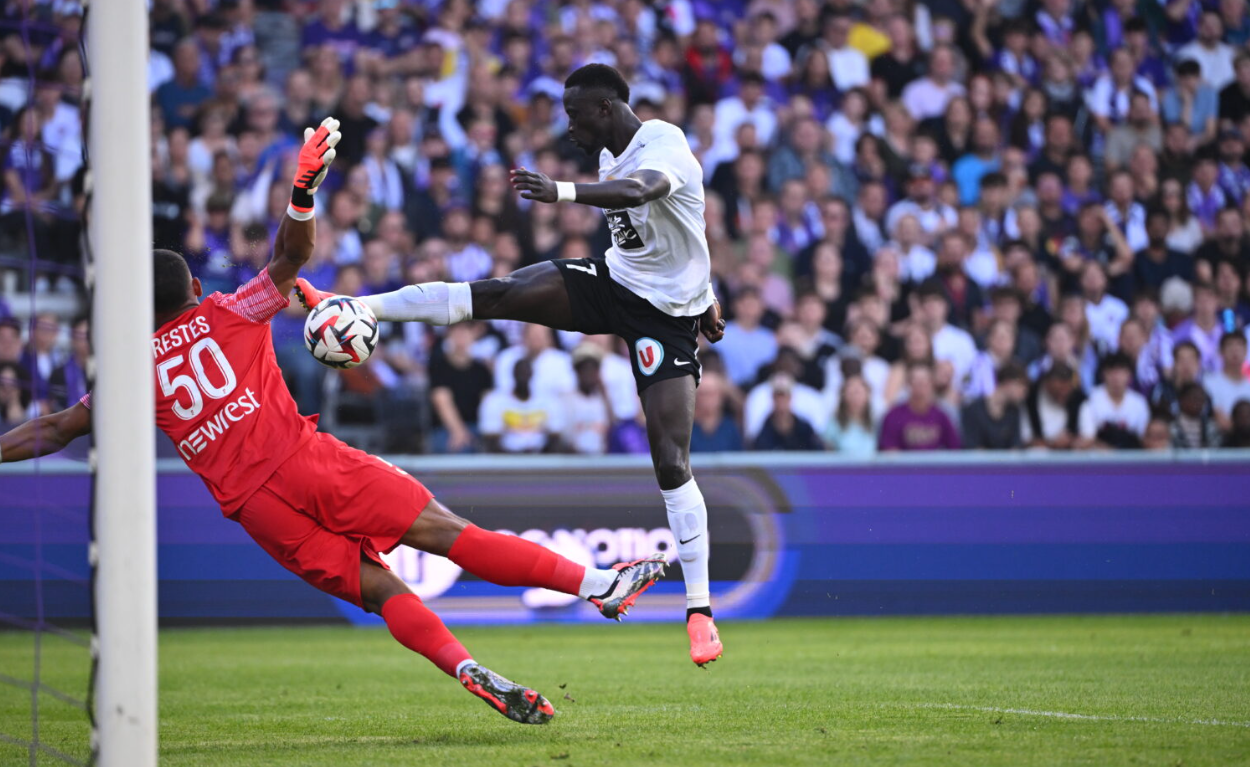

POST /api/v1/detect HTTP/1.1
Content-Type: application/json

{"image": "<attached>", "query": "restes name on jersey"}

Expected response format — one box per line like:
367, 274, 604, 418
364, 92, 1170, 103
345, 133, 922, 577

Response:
177, 387, 261, 461
153, 315, 211, 358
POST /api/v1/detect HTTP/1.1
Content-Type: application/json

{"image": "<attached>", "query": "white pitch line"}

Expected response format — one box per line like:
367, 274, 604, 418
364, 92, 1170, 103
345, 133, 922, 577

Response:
914, 703, 1250, 728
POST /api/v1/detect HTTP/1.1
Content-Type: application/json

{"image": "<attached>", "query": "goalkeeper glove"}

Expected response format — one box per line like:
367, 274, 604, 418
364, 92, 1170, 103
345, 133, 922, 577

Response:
289, 116, 341, 217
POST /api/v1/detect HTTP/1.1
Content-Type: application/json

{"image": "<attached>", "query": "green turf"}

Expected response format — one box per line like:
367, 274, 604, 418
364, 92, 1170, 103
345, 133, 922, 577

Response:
2, 615, 1249, 766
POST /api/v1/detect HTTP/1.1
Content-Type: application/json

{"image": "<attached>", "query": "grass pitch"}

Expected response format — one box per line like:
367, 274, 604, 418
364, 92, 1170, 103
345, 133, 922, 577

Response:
2, 615, 1249, 766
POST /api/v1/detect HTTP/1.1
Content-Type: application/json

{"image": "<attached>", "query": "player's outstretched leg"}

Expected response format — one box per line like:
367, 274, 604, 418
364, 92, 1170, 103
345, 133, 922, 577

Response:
402, 499, 667, 620
296, 261, 575, 329
641, 376, 724, 667
360, 562, 555, 724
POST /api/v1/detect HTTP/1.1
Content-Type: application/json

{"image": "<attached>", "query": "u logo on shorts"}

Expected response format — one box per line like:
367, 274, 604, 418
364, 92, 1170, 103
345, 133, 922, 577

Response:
635, 337, 663, 376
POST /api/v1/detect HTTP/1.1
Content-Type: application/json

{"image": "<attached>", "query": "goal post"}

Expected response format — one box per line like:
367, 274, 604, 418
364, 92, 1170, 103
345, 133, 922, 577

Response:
87, 1, 158, 765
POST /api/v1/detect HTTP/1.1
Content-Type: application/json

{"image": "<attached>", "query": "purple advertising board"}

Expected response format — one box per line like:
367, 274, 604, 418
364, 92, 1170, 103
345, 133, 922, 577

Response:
2, 454, 1248, 624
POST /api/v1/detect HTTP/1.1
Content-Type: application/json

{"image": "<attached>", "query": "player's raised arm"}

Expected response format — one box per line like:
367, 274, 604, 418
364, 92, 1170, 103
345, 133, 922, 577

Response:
0, 401, 92, 463
509, 167, 670, 209
267, 117, 341, 296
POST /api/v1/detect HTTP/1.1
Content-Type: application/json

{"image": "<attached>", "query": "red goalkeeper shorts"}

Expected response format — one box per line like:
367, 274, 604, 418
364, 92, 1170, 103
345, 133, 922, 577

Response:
232, 431, 432, 608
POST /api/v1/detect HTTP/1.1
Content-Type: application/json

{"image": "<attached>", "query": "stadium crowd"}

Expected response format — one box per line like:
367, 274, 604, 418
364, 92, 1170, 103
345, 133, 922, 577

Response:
2, 0, 1250, 454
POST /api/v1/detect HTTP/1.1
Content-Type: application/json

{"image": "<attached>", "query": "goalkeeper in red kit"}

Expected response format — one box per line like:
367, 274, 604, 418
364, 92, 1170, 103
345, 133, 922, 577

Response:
0, 118, 666, 726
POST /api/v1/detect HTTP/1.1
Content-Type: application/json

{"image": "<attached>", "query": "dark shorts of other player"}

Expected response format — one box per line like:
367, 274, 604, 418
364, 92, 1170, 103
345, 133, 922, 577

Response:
555, 257, 701, 393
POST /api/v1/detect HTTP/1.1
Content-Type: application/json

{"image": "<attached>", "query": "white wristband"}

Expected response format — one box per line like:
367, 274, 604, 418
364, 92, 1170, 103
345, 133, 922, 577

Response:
555, 181, 577, 202
286, 204, 315, 221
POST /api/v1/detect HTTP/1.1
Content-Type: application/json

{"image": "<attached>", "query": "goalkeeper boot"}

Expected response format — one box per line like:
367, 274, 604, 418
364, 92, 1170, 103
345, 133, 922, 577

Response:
293, 278, 335, 311
589, 552, 668, 621
458, 662, 555, 725
688, 613, 723, 668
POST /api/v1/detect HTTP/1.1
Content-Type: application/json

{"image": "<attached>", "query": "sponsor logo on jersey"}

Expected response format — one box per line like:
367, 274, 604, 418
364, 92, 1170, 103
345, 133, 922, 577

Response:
605, 209, 644, 250
177, 387, 260, 460
635, 337, 663, 376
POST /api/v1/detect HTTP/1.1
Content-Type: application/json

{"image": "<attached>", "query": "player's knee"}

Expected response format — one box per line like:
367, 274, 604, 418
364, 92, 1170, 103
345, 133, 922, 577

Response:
401, 499, 470, 556
360, 565, 410, 614
654, 457, 692, 491
469, 277, 510, 318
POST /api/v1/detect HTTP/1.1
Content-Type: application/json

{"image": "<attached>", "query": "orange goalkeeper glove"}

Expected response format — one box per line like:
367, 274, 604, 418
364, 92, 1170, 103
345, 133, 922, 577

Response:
289, 116, 341, 217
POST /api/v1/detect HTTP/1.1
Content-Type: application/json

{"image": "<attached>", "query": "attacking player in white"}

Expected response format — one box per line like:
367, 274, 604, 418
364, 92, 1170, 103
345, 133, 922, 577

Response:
296, 63, 725, 666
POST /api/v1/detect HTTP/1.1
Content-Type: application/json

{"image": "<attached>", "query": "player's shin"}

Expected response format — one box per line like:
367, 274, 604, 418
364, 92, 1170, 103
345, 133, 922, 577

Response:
357, 282, 473, 325
446, 524, 616, 598
379, 593, 472, 677
662, 478, 712, 612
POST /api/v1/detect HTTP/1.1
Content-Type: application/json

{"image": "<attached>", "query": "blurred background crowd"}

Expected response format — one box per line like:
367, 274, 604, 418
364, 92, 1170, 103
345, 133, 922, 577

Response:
2, 0, 1250, 455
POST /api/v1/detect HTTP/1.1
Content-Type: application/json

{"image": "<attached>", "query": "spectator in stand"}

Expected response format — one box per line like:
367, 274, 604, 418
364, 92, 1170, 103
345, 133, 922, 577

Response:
19, 313, 63, 413
428, 322, 493, 454
1195, 207, 1250, 277
824, 375, 877, 457
719, 287, 778, 388
931, 232, 986, 330
1178, 11, 1236, 91
961, 361, 1029, 450
1143, 417, 1173, 450
965, 319, 1019, 401
713, 71, 777, 148
1135, 207, 1196, 292
1024, 362, 1087, 450
1077, 352, 1151, 449
871, 14, 924, 99
1204, 332, 1250, 431
1171, 382, 1225, 448
1217, 129, 1250, 204
1224, 400, 1250, 447
48, 316, 89, 410
156, 38, 212, 130
886, 165, 958, 247
916, 279, 977, 389
1158, 178, 1205, 255
493, 324, 575, 402
1081, 261, 1129, 353
751, 373, 825, 452
564, 345, 613, 456
479, 358, 564, 454
1105, 91, 1163, 173
1172, 282, 1226, 372
1221, 52, 1250, 123
1086, 48, 1158, 139
0, 362, 31, 432
879, 361, 962, 452
988, 286, 1044, 364
823, 13, 870, 92
1163, 59, 1219, 148
901, 44, 965, 122
745, 348, 829, 440
690, 371, 742, 453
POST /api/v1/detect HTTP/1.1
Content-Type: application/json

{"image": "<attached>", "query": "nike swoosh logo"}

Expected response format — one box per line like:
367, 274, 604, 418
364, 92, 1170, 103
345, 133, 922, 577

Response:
674, 359, 690, 366
679, 535, 701, 545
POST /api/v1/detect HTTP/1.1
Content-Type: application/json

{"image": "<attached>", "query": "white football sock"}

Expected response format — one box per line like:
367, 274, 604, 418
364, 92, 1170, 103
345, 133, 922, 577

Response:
455, 658, 475, 677
662, 478, 711, 609
577, 567, 619, 600
359, 282, 473, 325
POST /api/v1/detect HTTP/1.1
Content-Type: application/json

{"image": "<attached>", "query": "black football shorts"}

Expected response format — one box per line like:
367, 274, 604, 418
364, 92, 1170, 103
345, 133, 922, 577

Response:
554, 257, 702, 393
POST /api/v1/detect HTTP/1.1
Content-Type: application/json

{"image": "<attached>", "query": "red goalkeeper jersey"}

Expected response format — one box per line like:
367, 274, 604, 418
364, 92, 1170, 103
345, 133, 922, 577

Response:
82, 271, 317, 514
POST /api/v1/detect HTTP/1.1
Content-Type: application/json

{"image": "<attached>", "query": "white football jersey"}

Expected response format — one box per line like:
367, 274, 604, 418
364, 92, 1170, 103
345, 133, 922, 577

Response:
597, 120, 715, 318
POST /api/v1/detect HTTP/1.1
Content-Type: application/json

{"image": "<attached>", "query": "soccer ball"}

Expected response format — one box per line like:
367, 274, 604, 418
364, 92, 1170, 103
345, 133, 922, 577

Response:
304, 296, 379, 369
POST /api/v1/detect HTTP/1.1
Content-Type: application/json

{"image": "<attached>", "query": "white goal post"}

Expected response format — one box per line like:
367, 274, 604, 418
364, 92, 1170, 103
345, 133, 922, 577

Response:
87, 1, 158, 765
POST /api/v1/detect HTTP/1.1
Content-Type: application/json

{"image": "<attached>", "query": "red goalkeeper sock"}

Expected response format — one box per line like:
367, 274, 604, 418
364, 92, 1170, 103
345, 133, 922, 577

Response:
447, 524, 585, 596
380, 593, 471, 677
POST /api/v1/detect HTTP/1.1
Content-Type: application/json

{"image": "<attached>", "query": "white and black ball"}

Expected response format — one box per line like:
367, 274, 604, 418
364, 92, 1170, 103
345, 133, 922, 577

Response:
304, 296, 379, 369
